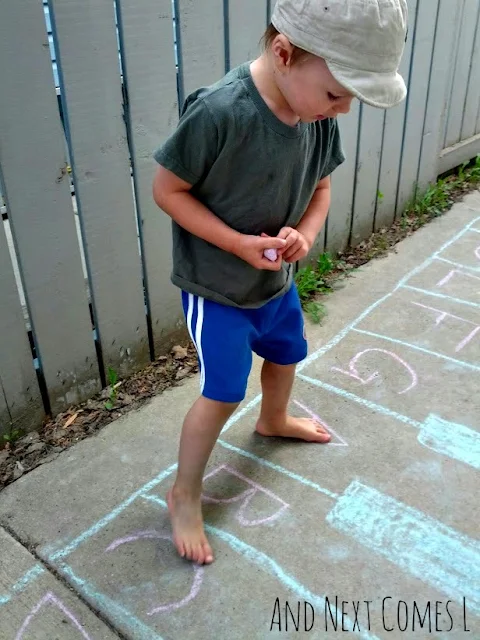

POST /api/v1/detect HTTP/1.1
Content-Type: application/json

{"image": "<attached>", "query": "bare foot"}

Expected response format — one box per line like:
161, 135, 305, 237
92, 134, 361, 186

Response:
255, 415, 331, 443
167, 487, 214, 565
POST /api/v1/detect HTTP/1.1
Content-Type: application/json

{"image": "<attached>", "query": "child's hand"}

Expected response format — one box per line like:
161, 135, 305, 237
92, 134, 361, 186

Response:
235, 235, 287, 270
275, 227, 311, 263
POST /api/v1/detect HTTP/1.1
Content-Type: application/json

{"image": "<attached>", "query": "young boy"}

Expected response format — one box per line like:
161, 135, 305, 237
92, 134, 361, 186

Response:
152, 0, 408, 565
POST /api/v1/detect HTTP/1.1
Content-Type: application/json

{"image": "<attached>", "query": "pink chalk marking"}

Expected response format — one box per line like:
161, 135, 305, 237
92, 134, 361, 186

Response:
15, 592, 92, 640
293, 400, 348, 446
105, 531, 204, 615
412, 302, 480, 352
455, 325, 480, 352
202, 464, 289, 526
332, 348, 418, 395
436, 268, 480, 288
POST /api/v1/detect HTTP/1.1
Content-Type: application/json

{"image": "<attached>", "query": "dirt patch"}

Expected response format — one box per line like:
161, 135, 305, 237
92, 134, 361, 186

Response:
0, 344, 199, 491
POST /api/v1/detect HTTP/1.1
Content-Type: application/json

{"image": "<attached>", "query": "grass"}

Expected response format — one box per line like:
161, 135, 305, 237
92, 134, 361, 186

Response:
295, 154, 480, 323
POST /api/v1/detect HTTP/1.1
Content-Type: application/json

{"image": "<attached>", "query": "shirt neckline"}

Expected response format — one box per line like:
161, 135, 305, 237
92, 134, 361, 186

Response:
238, 62, 308, 139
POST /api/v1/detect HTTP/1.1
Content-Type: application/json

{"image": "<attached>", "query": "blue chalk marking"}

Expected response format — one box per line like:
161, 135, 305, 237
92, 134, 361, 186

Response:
217, 439, 339, 500
352, 328, 480, 373
394, 217, 480, 289
401, 285, 480, 310
297, 294, 393, 371
0, 563, 45, 607
297, 374, 422, 429
418, 415, 480, 470
299, 375, 480, 469
48, 463, 178, 562
59, 563, 164, 640
11, 564, 45, 593
143, 494, 380, 640
222, 394, 262, 434
430, 216, 480, 257
326, 481, 480, 616
435, 256, 480, 274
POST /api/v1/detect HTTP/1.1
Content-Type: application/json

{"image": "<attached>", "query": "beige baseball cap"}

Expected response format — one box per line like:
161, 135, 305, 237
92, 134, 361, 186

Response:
271, 0, 408, 109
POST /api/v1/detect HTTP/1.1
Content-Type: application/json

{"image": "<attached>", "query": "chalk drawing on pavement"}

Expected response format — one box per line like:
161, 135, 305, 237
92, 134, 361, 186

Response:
2, 215, 479, 638
15, 592, 92, 640
201, 464, 289, 526
105, 531, 204, 615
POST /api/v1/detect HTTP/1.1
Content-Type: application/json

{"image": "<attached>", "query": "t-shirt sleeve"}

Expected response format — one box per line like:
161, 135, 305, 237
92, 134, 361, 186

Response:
320, 118, 346, 180
153, 96, 218, 186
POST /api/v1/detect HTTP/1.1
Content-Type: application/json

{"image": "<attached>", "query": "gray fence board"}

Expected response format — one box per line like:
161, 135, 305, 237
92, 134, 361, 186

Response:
228, 0, 266, 70
396, 0, 439, 216
444, 0, 478, 148
350, 105, 385, 245
49, 0, 150, 378
178, 0, 225, 98
0, 0, 100, 415
0, 222, 44, 436
477, 94, 480, 136
117, 0, 183, 354
460, 3, 480, 142
439, 133, 480, 175
375, 0, 417, 231
325, 102, 360, 254
417, 0, 460, 192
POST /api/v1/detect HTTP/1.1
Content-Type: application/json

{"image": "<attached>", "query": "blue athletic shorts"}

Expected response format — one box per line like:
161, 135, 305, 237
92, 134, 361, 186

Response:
181, 284, 308, 403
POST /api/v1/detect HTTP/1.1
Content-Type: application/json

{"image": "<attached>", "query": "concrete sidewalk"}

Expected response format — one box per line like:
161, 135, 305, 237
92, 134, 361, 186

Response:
1, 193, 479, 640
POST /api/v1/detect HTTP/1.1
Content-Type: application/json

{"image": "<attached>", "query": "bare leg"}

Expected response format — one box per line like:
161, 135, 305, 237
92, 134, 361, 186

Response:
255, 361, 331, 442
167, 396, 238, 565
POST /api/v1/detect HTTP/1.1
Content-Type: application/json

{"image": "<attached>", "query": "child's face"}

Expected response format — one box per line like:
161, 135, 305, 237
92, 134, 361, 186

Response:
272, 37, 354, 123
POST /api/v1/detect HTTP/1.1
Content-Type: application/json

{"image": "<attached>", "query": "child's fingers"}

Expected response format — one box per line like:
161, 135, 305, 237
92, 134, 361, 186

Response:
283, 239, 302, 260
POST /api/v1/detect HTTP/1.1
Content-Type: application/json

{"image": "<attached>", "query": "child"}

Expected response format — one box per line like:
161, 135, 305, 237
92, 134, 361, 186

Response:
152, 0, 408, 565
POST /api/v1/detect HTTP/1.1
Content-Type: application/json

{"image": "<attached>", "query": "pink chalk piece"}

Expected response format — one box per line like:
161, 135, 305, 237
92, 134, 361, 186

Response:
264, 248, 278, 262
475, 245, 480, 261
202, 464, 289, 527
332, 348, 418, 395
16, 592, 92, 640
293, 400, 348, 446
105, 531, 204, 615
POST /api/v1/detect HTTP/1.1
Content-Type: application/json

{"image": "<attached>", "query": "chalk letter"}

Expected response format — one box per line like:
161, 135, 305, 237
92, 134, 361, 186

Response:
412, 302, 480, 353
202, 465, 289, 527
332, 349, 418, 394
437, 269, 480, 288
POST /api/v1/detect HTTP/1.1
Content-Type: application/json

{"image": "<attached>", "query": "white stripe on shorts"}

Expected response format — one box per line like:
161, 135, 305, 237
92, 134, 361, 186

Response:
186, 293, 206, 394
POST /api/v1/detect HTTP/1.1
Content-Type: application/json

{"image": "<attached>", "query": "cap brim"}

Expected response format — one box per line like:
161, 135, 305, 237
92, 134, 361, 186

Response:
325, 59, 407, 109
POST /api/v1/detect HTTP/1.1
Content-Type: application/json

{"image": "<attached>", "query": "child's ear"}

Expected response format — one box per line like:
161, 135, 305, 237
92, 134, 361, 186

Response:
271, 34, 295, 70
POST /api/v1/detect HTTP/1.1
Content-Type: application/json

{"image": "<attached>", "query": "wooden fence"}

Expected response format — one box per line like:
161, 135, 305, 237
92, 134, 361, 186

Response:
1, 0, 479, 436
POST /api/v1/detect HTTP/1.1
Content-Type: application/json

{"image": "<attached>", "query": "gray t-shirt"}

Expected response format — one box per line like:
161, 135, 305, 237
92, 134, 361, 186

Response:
154, 62, 345, 309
